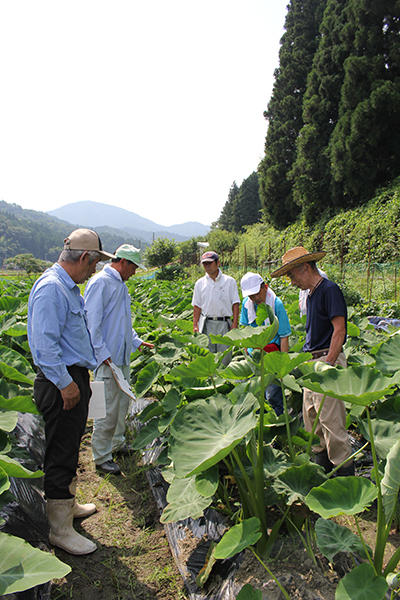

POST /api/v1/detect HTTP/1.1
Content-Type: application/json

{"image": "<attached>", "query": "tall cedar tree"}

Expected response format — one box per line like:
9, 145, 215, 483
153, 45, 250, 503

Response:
217, 182, 239, 230
258, 0, 327, 229
231, 172, 261, 232
290, 0, 355, 223
329, 0, 400, 206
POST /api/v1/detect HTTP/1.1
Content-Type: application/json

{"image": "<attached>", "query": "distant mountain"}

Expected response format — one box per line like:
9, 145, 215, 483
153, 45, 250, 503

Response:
48, 201, 210, 241
0, 201, 147, 265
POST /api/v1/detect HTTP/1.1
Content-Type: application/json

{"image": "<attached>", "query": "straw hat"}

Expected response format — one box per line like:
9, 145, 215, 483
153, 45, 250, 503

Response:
271, 246, 326, 278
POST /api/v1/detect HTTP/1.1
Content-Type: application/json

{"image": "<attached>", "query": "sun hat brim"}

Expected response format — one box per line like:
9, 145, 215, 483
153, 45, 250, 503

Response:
271, 251, 326, 278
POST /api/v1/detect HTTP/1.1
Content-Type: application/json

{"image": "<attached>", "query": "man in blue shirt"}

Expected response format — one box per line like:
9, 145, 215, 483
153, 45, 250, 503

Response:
272, 246, 353, 476
240, 272, 291, 415
84, 245, 154, 475
28, 228, 115, 555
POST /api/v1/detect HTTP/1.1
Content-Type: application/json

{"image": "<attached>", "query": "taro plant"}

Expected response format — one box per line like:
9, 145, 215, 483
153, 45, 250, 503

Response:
298, 361, 400, 599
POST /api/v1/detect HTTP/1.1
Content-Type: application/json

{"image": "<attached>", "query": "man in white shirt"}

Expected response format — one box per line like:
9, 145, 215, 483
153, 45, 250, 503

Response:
192, 251, 240, 365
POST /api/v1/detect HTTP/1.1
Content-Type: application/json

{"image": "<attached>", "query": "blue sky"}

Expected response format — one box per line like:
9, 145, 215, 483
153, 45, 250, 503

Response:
0, 1, 288, 226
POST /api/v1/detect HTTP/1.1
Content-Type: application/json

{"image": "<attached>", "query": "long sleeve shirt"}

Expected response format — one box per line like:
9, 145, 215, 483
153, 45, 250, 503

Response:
84, 264, 143, 366
27, 263, 97, 390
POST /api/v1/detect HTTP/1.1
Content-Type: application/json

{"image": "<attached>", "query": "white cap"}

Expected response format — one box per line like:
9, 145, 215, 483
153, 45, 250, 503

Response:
241, 272, 263, 296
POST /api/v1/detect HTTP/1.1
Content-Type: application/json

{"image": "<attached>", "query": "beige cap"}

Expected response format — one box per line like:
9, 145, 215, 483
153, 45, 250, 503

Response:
63, 229, 116, 261
271, 246, 326, 278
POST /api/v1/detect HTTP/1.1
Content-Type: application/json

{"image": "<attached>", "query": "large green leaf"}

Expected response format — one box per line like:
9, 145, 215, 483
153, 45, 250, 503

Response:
219, 359, 254, 381
305, 477, 377, 519
209, 319, 279, 350
274, 463, 327, 504
160, 476, 213, 523
0, 395, 38, 414
236, 585, 262, 600
195, 465, 219, 498
1, 323, 28, 338
0, 532, 71, 594
0, 297, 22, 312
168, 353, 218, 380
358, 418, 400, 460
0, 363, 34, 385
335, 563, 387, 600
375, 334, 400, 373
381, 439, 400, 525
0, 411, 18, 433
212, 517, 262, 559
0, 346, 34, 378
169, 393, 258, 477
0, 466, 10, 496
263, 351, 313, 379
376, 395, 400, 421
299, 364, 396, 406
315, 518, 372, 563
134, 361, 160, 396
132, 419, 160, 450
0, 455, 43, 479
262, 445, 289, 478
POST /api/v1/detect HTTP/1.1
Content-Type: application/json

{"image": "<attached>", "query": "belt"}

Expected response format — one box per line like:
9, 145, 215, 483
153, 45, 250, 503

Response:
311, 348, 330, 360
205, 316, 231, 321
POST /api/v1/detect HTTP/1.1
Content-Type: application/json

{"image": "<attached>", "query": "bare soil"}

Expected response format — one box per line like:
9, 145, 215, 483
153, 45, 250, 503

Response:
50, 424, 187, 600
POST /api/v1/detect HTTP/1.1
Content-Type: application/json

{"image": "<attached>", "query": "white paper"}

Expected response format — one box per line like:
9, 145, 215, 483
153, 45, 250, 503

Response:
198, 313, 206, 333
107, 361, 136, 400
89, 381, 106, 419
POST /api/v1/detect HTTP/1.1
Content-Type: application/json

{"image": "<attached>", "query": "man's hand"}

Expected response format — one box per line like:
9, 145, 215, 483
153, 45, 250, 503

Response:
61, 381, 81, 410
139, 342, 155, 350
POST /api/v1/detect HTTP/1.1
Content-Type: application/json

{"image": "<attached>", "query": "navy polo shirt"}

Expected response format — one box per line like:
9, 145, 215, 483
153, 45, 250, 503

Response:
303, 278, 347, 352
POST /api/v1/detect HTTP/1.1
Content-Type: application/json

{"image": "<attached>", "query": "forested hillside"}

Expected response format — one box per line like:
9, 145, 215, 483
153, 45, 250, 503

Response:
0, 201, 145, 265
260, 0, 400, 228
214, 0, 400, 235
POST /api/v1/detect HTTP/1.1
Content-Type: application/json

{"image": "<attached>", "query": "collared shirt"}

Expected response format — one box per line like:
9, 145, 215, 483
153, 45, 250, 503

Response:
192, 269, 240, 317
84, 263, 143, 366
27, 263, 97, 390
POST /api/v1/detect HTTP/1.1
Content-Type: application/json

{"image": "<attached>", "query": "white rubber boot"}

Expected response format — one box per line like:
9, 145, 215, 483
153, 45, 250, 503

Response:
69, 477, 97, 519
47, 498, 97, 555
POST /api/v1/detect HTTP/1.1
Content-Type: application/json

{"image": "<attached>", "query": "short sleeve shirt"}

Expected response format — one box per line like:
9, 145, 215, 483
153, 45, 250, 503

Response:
192, 270, 240, 317
303, 278, 347, 352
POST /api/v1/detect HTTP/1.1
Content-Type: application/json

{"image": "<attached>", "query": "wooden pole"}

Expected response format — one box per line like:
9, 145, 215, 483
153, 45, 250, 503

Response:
244, 244, 247, 272
340, 230, 345, 285
366, 226, 371, 300
395, 264, 397, 303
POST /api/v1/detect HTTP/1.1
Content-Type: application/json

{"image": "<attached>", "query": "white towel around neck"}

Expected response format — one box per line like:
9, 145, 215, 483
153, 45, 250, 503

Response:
244, 286, 276, 325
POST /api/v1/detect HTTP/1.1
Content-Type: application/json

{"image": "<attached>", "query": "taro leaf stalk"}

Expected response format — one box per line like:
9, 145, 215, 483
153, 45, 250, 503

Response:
300, 364, 400, 598
261, 351, 312, 460
210, 312, 279, 554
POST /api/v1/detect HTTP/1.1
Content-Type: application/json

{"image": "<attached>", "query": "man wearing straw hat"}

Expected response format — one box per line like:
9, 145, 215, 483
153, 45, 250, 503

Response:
84, 244, 154, 475
271, 246, 354, 476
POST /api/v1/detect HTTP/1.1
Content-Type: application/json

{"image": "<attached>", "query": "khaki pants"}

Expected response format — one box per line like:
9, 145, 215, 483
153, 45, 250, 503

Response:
303, 352, 352, 466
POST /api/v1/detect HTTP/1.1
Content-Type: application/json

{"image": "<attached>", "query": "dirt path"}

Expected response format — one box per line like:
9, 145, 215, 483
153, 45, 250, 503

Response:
50, 425, 187, 600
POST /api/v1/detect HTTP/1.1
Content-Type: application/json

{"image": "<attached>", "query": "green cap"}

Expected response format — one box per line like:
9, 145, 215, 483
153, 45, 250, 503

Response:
115, 244, 146, 270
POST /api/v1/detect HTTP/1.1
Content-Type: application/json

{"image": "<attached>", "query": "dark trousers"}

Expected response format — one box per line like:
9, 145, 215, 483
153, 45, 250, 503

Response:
33, 365, 91, 499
